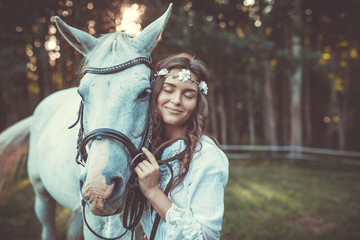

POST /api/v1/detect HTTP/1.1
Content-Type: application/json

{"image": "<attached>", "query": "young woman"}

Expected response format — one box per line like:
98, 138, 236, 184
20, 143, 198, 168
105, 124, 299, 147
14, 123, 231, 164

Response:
135, 53, 229, 240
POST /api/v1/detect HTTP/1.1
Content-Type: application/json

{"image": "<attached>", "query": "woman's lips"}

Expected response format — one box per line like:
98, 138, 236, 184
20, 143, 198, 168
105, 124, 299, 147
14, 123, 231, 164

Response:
165, 106, 183, 114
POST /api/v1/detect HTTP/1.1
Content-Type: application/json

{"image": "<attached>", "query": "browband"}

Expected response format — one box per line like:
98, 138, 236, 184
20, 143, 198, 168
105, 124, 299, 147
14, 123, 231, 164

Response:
83, 57, 153, 74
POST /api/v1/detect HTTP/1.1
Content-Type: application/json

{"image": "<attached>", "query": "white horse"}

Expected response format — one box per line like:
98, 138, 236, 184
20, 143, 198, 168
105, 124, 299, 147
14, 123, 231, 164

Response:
0, 4, 172, 240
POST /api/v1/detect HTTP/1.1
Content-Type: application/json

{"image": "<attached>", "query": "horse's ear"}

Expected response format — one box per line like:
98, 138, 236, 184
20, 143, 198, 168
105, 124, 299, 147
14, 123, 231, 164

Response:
54, 16, 99, 56
132, 3, 172, 53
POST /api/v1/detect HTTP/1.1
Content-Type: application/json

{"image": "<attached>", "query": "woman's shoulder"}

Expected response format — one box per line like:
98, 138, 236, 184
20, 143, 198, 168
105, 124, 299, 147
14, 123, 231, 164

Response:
199, 135, 224, 153
193, 135, 229, 169
200, 135, 220, 148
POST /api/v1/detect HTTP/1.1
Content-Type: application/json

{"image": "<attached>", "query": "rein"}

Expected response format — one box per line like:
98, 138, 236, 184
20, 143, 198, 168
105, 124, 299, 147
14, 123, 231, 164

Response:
70, 56, 189, 239
80, 136, 189, 240
123, 136, 189, 240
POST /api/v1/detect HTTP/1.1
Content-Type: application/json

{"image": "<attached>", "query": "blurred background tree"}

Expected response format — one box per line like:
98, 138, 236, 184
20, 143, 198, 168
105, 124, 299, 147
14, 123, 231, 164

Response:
1, 0, 360, 151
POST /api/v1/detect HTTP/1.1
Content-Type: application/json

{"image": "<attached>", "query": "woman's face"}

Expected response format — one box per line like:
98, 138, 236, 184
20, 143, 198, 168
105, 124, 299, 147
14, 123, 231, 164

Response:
156, 68, 198, 128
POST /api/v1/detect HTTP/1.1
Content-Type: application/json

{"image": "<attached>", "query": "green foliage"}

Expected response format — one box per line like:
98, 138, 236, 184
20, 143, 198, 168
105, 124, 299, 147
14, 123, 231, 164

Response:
1, 0, 360, 148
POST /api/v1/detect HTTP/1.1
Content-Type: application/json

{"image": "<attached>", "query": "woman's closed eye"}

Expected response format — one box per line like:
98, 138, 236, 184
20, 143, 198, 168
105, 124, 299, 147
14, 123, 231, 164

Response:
163, 86, 174, 93
184, 93, 196, 99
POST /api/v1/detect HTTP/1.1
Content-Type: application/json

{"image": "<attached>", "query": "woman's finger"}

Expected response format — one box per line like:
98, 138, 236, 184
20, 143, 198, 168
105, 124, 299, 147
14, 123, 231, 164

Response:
137, 161, 152, 175
141, 159, 152, 167
134, 166, 144, 178
136, 161, 146, 171
142, 147, 158, 166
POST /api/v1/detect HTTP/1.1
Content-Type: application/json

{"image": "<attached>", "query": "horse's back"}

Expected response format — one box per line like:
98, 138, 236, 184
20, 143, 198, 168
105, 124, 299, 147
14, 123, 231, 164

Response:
28, 88, 82, 210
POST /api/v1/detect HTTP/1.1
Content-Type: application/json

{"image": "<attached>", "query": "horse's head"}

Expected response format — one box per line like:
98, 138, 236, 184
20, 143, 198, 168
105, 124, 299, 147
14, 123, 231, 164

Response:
55, 4, 172, 216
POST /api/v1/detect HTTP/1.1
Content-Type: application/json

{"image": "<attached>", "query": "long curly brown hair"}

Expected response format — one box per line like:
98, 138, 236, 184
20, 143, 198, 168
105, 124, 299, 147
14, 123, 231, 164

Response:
150, 53, 210, 190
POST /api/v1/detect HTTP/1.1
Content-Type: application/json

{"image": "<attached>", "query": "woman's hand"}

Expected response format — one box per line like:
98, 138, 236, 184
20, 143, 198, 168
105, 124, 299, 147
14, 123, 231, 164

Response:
134, 147, 172, 221
134, 147, 161, 198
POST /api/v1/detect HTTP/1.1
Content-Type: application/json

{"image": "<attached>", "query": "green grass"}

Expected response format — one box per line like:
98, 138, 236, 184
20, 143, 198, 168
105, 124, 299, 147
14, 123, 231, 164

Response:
0, 159, 359, 240
222, 160, 360, 240
0, 179, 71, 240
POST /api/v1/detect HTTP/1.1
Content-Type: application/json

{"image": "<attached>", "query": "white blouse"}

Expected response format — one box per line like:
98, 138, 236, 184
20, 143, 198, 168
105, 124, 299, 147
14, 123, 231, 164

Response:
140, 135, 229, 240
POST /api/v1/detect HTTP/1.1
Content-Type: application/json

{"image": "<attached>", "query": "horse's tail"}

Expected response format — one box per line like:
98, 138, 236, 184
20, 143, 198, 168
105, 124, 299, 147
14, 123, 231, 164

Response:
0, 116, 32, 200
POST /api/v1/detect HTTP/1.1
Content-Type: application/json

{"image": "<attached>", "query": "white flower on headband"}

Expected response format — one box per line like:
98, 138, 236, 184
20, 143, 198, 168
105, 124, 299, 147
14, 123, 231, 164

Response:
199, 81, 208, 95
178, 69, 191, 82
155, 68, 208, 95
157, 69, 169, 76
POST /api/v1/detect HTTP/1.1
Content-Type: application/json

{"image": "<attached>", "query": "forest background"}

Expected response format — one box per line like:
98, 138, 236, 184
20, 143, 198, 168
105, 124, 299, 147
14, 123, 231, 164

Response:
1, 0, 360, 152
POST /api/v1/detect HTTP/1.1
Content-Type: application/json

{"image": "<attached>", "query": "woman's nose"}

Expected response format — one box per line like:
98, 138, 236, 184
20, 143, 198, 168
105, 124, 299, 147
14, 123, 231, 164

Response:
171, 92, 181, 104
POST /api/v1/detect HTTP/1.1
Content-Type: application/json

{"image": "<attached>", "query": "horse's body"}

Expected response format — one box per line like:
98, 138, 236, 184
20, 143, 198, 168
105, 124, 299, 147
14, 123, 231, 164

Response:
0, 5, 172, 240
28, 88, 84, 239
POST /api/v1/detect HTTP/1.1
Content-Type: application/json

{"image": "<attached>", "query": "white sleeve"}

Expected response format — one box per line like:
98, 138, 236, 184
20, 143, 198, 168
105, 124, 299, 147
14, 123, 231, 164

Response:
163, 143, 229, 240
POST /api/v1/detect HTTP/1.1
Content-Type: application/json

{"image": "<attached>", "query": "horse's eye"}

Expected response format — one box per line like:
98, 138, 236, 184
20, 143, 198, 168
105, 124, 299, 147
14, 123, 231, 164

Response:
138, 88, 152, 101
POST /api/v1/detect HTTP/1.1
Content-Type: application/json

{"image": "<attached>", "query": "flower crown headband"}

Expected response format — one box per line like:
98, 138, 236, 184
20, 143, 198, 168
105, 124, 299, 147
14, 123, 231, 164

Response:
155, 69, 208, 95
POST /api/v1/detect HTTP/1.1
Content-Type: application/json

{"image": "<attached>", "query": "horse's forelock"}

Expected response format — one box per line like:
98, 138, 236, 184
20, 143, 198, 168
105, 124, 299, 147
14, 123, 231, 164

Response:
83, 33, 138, 69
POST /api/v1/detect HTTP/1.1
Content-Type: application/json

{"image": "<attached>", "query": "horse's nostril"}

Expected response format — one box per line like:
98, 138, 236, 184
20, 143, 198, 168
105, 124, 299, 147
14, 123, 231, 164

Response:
111, 177, 124, 194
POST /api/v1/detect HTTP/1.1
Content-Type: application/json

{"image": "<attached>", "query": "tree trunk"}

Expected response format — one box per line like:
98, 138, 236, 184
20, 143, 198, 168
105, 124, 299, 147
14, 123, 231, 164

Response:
326, 70, 337, 148
38, 45, 52, 98
289, 54, 303, 147
218, 87, 227, 144
338, 46, 351, 150
18, 74, 30, 119
208, 84, 219, 139
246, 66, 256, 145
289, 0, 303, 151
5, 80, 17, 126
59, 40, 69, 89
228, 84, 240, 144
262, 59, 277, 145
36, 20, 52, 98
280, 70, 289, 145
303, 67, 312, 146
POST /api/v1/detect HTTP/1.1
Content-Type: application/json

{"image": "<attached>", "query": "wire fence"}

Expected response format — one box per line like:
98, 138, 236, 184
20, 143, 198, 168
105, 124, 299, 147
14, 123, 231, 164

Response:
221, 145, 360, 166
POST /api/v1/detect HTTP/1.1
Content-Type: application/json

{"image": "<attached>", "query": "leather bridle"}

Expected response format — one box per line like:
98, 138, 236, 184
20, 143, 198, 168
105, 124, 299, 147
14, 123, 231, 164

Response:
69, 57, 154, 167
69, 57, 189, 240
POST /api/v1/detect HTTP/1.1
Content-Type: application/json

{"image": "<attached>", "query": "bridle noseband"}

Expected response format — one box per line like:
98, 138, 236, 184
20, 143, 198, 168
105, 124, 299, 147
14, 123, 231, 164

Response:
69, 57, 189, 240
